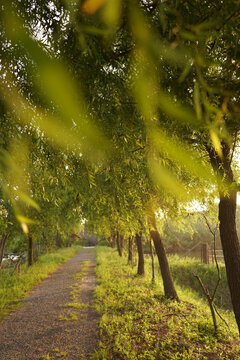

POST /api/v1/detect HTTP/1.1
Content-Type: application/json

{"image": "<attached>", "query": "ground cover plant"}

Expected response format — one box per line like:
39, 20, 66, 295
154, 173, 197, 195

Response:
0, 245, 81, 320
94, 247, 240, 360
169, 255, 231, 310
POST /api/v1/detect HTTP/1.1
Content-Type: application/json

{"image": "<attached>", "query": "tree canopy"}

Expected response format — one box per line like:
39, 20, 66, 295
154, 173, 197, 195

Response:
1, 0, 240, 331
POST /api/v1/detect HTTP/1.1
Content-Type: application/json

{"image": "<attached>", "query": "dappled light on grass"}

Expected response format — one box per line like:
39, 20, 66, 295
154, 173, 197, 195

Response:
94, 247, 240, 359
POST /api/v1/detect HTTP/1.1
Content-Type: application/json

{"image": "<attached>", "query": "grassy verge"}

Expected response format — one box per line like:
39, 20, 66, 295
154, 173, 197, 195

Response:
0, 246, 81, 320
169, 254, 231, 310
93, 247, 240, 360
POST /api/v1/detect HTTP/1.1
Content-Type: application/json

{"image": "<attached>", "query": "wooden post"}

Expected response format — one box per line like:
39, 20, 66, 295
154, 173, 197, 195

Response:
201, 243, 209, 264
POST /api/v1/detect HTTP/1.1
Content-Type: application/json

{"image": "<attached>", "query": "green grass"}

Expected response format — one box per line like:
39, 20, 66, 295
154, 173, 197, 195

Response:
59, 311, 78, 321
60, 258, 91, 313
64, 302, 90, 309
0, 246, 81, 320
93, 247, 240, 360
169, 254, 231, 310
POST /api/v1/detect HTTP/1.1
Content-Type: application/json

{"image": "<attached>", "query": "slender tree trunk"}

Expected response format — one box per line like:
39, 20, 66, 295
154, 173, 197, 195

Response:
218, 190, 240, 333
116, 231, 122, 257
207, 143, 240, 333
136, 233, 144, 275
149, 237, 155, 282
108, 233, 116, 248
0, 233, 10, 270
28, 235, 34, 266
148, 209, 179, 300
128, 236, 133, 265
55, 230, 61, 248
120, 234, 124, 252
111, 234, 116, 248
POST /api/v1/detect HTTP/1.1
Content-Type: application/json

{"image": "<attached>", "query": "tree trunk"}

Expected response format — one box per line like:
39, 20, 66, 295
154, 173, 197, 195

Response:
120, 234, 124, 251
148, 209, 179, 300
218, 190, 240, 333
28, 235, 34, 266
0, 233, 10, 270
108, 233, 116, 248
111, 234, 116, 248
128, 236, 133, 265
116, 231, 122, 257
136, 233, 144, 275
55, 230, 61, 248
207, 142, 240, 333
149, 237, 155, 282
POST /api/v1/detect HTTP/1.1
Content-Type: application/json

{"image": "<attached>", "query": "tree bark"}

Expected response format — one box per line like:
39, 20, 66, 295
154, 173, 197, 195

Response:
120, 234, 124, 251
149, 237, 155, 282
218, 191, 240, 332
116, 231, 122, 257
28, 235, 34, 266
136, 233, 144, 275
0, 233, 10, 270
111, 234, 116, 248
55, 230, 61, 248
148, 209, 179, 300
128, 236, 133, 265
108, 233, 116, 248
207, 142, 240, 333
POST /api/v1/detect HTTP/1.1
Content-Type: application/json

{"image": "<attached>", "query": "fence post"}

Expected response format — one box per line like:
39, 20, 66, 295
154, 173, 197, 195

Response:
201, 243, 209, 264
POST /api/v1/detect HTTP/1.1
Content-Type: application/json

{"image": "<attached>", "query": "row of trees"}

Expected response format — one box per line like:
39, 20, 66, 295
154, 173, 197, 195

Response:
0, 125, 84, 266
1, 0, 240, 332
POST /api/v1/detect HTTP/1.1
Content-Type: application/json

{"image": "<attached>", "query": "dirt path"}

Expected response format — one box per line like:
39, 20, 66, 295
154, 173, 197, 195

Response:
0, 248, 99, 360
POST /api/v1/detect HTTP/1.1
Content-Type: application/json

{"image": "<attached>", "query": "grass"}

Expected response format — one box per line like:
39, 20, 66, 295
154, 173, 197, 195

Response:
64, 302, 90, 309
93, 247, 240, 360
169, 254, 231, 310
59, 311, 78, 321
0, 246, 81, 320
59, 258, 91, 316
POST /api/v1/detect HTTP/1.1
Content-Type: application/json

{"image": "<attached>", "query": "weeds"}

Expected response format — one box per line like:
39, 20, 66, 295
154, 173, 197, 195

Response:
60, 258, 91, 319
64, 302, 90, 309
59, 311, 77, 321
42, 354, 51, 360
93, 247, 240, 360
169, 254, 230, 309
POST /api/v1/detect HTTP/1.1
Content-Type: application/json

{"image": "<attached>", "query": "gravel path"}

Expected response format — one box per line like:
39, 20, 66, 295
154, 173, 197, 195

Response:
0, 248, 99, 360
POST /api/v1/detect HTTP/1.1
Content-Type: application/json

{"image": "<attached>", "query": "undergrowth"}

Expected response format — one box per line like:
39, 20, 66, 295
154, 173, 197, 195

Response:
169, 255, 231, 310
93, 247, 240, 360
0, 246, 81, 320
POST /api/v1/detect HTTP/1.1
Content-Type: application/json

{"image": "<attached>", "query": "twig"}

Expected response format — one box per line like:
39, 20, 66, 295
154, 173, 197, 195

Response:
195, 213, 227, 331
217, 12, 239, 31
213, 303, 229, 328
193, 273, 217, 332
130, 146, 145, 153
230, 131, 238, 166
202, 213, 216, 236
